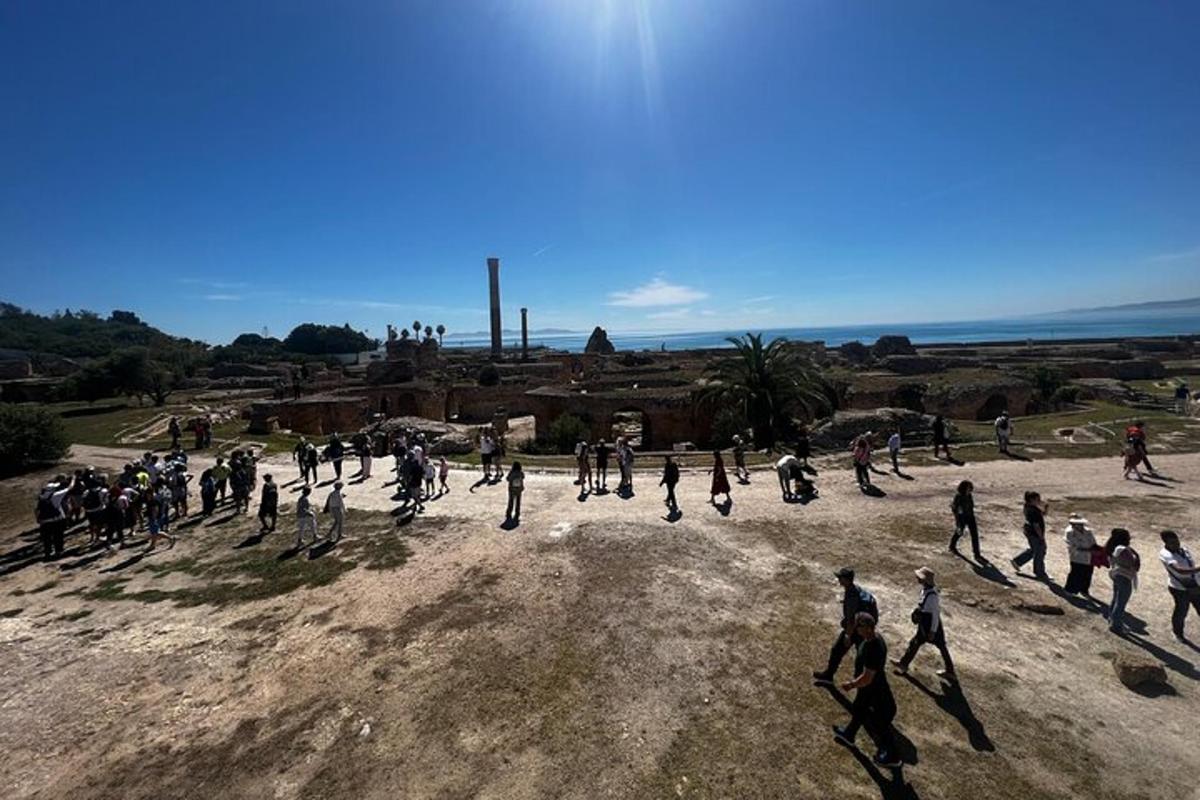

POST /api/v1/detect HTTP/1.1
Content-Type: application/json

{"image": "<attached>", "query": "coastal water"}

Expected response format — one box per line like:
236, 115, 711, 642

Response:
444, 314, 1200, 353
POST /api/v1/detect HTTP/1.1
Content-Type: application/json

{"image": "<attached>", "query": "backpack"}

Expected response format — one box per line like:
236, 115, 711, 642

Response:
997, 417, 1009, 431
36, 493, 57, 521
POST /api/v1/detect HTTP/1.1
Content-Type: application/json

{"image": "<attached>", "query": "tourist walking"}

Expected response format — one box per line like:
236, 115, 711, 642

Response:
1064, 513, 1101, 597
851, 434, 873, 489
293, 437, 309, 483
295, 486, 317, 548
258, 474, 278, 533
1012, 491, 1049, 578
1104, 528, 1140, 634
887, 429, 902, 473
949, 480, 982, 560
168, 416, 182, 449
831, 612, 901, 769
813, 568, 879, 684
796, 424, 812, 468
575, 440, 593, 492
170, 464, 190, 519
1159, 530, 1200, 642
324, 482, 346, 543
709, 451, 732, 505
199, 468, 217, 517
1125, 421, 1156, 475
505, 461, 525, 523
732, 435, 750, 483
304, 443, 320, 485
143, 482, 175, 551
438, 456, 450, 493
324, 435, 345, 481
892, 567, 955, 680
931, 415, 951, 460
994, 411, 1013, 454
595, 439, 611, 491
35, 479, 72, 560
1175, 382, 1191, 415
660, 456, 680, 514
230, 462, 251, 514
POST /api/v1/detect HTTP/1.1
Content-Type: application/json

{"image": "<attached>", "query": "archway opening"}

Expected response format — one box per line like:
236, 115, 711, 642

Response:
611, 408, 650, 450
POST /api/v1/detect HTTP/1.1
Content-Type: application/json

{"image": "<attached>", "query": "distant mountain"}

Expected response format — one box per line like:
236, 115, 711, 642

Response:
445, 327, 578, 338
1029, 296, 1200, 319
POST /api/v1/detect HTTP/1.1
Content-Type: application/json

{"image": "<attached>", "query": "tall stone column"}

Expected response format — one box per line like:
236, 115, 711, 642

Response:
520, 308, 529, 361
487, 257, 502, 358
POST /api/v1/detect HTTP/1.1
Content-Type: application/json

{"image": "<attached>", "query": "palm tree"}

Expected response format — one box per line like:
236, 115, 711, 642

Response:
412, 320, 421, 339
424, 324, 433, 341
700, 333, 830, 448
436, 323, 446, 345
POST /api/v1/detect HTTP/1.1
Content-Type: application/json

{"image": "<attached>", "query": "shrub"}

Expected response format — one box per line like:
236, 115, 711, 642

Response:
477, 364, 501, 387
0, 404, 69, 476
1051, 385, 1081, 407
711, 406, 750, 447
546, 413, 590, 454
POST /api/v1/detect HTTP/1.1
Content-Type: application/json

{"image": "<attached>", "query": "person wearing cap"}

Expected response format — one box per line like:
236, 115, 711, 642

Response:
1064, 513, 1101, 597
832, 611, 901, 769
324, 481, 346, 543
893, 568, 955, 680
814, 568, 880, 685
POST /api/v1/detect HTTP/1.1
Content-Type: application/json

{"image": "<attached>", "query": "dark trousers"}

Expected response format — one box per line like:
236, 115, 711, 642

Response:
854, 463, 869, 486
39, 519, 67, 559
890, 450, 899, 471
1065, 562, 1095, 595
598, 463, 607, 487
506, 490, 522, 520
333, 458, 342, 479
1169, 587, 1200, 638
844, 691, 897, 754
824, 630, 862, 676
1013, 532, 1047, 575
951, 514, 980, 557
665, 483, 678, 510
898, 625, 954, 673
216, 479, 227, 501
258, 509, 277, 531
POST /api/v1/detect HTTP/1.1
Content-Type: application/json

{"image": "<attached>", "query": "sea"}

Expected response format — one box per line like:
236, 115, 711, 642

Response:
442, 314, 1200, 353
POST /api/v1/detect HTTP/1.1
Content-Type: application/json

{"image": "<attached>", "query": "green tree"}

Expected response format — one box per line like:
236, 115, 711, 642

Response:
547, 413, 589, 455
282, 323, 376, 355
700, 333, 830, 448
58, 362, 116, 404
0, 404, 69, 476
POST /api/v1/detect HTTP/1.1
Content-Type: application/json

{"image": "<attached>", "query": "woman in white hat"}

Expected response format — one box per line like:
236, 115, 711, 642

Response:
892, 567, 955, 680
1064, 513, 1100, 597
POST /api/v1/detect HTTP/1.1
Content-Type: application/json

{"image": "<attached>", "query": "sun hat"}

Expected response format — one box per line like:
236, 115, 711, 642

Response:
1068, 513, 1089, 526
915, 567, 935, 584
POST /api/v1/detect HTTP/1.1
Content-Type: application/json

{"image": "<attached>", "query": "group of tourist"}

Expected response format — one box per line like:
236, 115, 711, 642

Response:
571, 437, 639, 496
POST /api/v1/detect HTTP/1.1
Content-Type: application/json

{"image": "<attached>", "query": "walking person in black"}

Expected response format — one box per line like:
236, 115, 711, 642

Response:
949, 480, 982, 560
258, 474, 278, 533
814, 568, 879, 685
1012, 491, 1049, 578
168, 416, 182, 449
325, 434, 345, 481
832, 612, 902, 768
892, 567, 955, 680
931, 415, 951, 460
660, 456, 680, 514
35, 479, 72, 561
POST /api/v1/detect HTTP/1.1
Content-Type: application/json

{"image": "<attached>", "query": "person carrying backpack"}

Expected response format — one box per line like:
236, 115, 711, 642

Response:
35, 480, 71, 560
892, 567, 955, 680
505, 461, 525, 523
813, 567, 880, 685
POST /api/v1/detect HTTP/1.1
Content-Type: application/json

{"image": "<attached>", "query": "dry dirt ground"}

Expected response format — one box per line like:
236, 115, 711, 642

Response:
2, 446, 1199, 800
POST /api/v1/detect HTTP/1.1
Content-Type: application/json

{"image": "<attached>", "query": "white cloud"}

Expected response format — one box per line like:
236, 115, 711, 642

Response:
1145, 245, 1200, 263
647, 307, 693, 320
608, 277, 708, 307
204, 294, 243, 301
743, 295, 775, 305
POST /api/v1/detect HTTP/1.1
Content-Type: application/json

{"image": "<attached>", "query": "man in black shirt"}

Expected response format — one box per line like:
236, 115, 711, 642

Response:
814, 568, 879, 684
931, 415, 951, 460
833, 612, 901, 768
594, 440, 611, 492
660, 456, 680, 514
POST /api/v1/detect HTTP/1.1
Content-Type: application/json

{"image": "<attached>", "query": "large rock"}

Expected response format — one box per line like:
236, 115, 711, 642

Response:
810, 408, 946, 450
872, 335, 917, 359
1112, 654, 1169, 691
839, 341, 871, 364
367, 416, 475, 455
879, 355, 948, 376
427, 431, 473, 455
584, 326, 615, 355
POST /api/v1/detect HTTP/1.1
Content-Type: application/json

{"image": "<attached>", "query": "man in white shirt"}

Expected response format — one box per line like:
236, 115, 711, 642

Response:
776, 454, 800, 500
892, 567, 955, 680
1160, 530, 1200, 642
480, 433, 495, 480
35, 479, 74, 560
886, 430, 902, 473
324, 482, 346, 543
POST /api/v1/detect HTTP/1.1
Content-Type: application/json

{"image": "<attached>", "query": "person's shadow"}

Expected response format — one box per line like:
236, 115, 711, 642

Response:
663, 508, 683, 523
577, 490, 590, 503
500, 518, 520, 531
235, 532, 267, 549
1045, 582, 1107, 615
893, 470, 915, 482
899, 673, 994, 752
714, 498, 733, 516
861, 484, 888, 498
1118, 631, 1200, 681
952, 552, 1016, 588
1003, 450, 1033, 463
468, 477, 489, 493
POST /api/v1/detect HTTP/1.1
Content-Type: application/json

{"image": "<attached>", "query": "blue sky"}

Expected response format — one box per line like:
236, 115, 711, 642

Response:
2, 1, 1199, 344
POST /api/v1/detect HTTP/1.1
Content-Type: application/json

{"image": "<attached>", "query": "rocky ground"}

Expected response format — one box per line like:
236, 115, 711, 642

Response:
2, 446, 1199, 799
